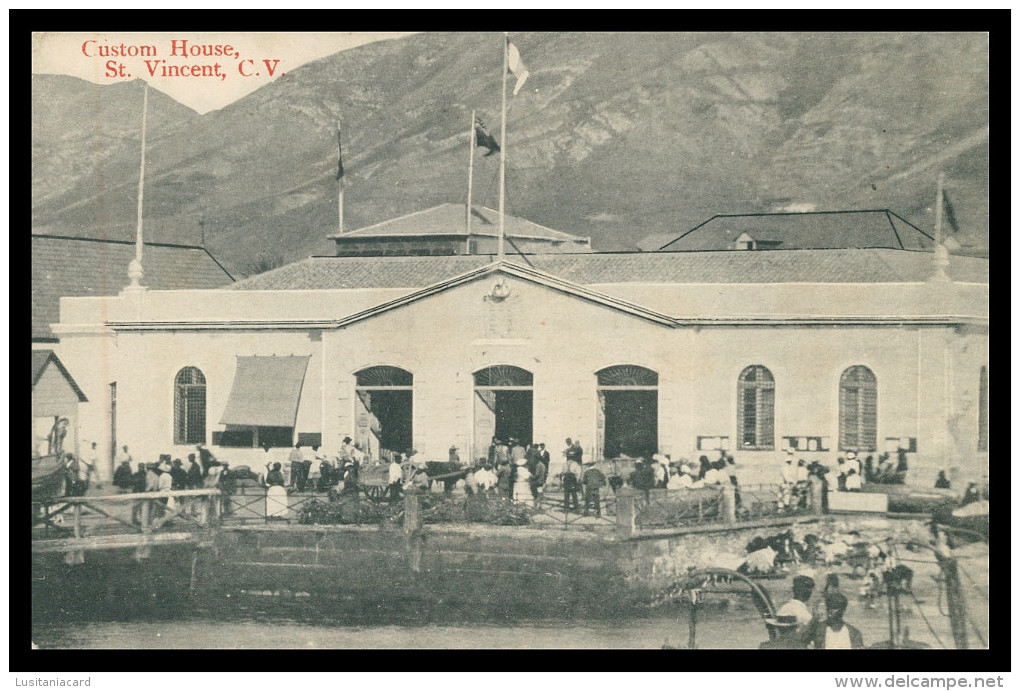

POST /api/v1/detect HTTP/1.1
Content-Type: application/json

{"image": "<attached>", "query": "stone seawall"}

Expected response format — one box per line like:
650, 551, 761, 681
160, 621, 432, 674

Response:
33, 515, 933, 624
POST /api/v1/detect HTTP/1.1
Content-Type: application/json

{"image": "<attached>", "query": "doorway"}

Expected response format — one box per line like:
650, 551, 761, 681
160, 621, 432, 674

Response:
355, 367, 413, 460
473, 366, 534, 461
596, 365, 658, 460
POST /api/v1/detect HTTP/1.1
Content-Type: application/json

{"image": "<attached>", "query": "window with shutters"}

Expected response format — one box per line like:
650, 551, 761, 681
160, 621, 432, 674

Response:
737, 366, 775, 450
978, 366, 988, 451
839, 366, 877, 452
174, 367, 207, 445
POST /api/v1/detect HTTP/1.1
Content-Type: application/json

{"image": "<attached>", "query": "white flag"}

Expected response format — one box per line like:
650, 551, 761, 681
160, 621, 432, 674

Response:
507, 41, 530, 95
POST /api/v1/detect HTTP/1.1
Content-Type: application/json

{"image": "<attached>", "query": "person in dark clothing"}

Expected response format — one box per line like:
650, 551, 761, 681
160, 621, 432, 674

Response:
934, 471, 951, 489
530, 456, 547, 500
113, 460, 135, 491
132, 463, 149, 493
539, 443, 551, 470
561, 465, 579, 511
218, 464, 237, 516
961, 482, 981, 506
895, 450, 909, 485
697, 455, 712, 481
630, 459, 656, 503
582, 462, 606, 517
317, 460, 334, 492
197, 445, 216, 475
186, 454, 203, 489
170, 459, 188, 491
864, 455, 876, 484
266, 463, 286, 487
805, 592, 865, 649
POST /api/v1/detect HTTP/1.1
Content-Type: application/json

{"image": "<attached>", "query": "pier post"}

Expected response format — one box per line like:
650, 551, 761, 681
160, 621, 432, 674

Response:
64, 503, 85, 565
808, 476, 824, 515
941, 555, 969, 649
720, 483, 736, 524
404, 487, 423, 574
616, 488, 636, 538
135, 498, 152, 561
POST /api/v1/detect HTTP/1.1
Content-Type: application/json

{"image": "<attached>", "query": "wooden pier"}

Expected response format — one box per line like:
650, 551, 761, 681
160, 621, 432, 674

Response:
32, 489, 222, 563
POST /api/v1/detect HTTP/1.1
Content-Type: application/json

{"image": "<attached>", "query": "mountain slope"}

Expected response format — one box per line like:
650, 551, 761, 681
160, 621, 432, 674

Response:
31, 32, 989, 274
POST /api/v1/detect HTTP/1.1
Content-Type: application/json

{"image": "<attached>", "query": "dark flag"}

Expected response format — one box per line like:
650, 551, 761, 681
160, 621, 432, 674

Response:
336, 127, 345, 180
475, 118, 500, 157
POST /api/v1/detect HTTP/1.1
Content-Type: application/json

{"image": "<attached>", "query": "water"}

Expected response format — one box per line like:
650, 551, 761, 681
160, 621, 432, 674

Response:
33, 611, 763, 649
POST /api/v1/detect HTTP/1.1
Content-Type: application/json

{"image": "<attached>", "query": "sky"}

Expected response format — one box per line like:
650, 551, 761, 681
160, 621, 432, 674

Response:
31, 32, 416, 114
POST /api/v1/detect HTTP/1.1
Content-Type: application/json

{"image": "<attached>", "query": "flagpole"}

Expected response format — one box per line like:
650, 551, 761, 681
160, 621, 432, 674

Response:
498, 34, 509, 262
338, 119, 345, 236
129, 83, 149, 288
467, 109, 476, 237
934, 171, 945, 248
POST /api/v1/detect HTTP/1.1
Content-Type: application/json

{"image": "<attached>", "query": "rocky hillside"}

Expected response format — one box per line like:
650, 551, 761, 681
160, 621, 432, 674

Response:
31, 32, 989, 274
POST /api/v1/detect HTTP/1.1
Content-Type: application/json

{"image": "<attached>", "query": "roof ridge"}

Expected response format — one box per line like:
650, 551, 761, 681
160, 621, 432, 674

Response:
327, 204, 451, 238
32, 233, 208, 251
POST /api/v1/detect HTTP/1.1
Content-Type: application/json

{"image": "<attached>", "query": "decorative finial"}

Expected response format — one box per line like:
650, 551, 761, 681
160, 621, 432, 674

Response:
127, 258, 144, 288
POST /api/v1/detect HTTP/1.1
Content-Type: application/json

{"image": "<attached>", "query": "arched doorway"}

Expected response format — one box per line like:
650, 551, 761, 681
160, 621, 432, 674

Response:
473, 365, 533, 461
355, 366, 413, 460
596, 365, 658, 460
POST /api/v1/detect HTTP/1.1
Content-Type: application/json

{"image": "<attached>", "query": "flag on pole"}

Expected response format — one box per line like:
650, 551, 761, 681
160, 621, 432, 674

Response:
336, 126, 345, 181
507, 40, 530, 95
474, 117, 500, 156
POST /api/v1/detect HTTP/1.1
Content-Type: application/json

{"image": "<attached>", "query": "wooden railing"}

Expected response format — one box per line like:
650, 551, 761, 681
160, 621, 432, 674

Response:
32, 489, 223, 562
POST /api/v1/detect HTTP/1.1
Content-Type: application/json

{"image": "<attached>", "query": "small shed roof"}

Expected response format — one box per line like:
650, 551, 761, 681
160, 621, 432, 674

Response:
32, 349, 88, 402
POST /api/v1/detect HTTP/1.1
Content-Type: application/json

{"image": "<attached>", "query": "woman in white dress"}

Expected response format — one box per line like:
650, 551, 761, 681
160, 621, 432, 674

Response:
512, 459, 533, 506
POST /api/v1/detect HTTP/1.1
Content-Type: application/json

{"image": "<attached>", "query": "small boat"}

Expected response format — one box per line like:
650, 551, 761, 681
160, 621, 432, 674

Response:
32, 454, 66, 502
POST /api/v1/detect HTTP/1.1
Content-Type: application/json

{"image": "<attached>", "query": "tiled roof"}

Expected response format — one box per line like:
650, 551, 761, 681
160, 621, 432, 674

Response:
328, 203, 590, 243
229, 248, 987, 291
659, 210, 934, 252
32, 235, 235, 340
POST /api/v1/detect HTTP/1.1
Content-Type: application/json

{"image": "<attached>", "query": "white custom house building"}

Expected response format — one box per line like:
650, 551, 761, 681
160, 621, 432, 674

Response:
52, 208, 989, 487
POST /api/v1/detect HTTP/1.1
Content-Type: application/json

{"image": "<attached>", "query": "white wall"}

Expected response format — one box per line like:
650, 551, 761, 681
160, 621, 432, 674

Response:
54, 276, 989, 487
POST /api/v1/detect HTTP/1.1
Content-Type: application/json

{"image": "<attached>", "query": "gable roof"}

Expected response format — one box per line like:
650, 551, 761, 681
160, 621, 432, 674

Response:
32, 234, 235, 340
228, 248, 988, 291
658, 210, 935, 252
330, 260, 676, 329
32, 349, 88, 401
327, 203, 590, 243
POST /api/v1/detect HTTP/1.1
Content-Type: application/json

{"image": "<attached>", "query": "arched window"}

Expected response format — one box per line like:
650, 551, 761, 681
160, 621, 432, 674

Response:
737, 366, 775, 450
839, 366, 877, 452
174, 367, 206, 445
978, 366, 988, 451
473, 365, 533, 388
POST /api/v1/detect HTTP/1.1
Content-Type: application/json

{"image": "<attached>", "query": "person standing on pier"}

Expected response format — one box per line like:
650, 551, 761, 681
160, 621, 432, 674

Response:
113, 458, 134, 492
530, 452, 547, 501
581, 461, 606, 518
388, 454, 404, 501
186, 454, 203, 489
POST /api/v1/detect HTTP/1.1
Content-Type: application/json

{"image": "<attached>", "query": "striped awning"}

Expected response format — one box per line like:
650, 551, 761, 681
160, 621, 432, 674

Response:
219, 356, 310, 428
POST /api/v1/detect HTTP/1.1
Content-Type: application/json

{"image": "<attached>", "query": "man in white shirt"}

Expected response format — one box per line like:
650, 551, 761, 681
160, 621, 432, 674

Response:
845, 451, 862, 476
388, 454, 404, 501
777, 575, 815, 626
